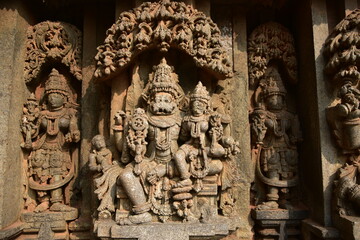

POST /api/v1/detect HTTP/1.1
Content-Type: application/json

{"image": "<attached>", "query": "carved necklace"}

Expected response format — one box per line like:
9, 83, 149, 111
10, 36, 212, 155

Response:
155, 127, 171, 151
44, 108, 67, 136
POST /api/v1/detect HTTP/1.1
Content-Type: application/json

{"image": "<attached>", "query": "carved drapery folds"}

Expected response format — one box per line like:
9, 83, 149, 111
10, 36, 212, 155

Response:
325, 9, 360, 217
94, 0, 232, 80
24, 21, 82, 84
92, 58, 239, 228
91, 2, 239, 235
249, 22, 301, 210
20, 21, 82, 237
248, 22, 297, 88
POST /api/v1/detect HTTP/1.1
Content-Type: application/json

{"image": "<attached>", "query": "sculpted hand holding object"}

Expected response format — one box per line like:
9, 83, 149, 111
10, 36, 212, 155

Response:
251, 68, 302, 210
114, 58, 184, 224
24, 68, 80, 213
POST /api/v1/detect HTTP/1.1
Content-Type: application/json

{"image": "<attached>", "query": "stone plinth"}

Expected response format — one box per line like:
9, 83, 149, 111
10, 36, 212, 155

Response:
252, 208, 309, 240
96, 218, 234, 240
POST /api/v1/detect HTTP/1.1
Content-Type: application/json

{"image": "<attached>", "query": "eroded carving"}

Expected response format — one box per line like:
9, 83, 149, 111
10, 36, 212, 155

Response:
248, 22, 297, 87
24, 21, 82, 83
249, 22, 301, 211
92, 58, 238, 227
94, 0, 232, 80
325, 9, 360, 216
250, 67, 302, 210
21, 68, 80, 214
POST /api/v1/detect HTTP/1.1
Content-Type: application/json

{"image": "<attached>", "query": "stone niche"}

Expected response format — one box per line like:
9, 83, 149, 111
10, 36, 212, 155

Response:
90, 1, 243, 240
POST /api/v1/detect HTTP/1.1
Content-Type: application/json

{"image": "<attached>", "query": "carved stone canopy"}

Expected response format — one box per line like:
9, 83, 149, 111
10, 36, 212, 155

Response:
324, 9, 360, 84
248, 22, 297, 88
24, 21, 82, 84
94, 0, 232, 80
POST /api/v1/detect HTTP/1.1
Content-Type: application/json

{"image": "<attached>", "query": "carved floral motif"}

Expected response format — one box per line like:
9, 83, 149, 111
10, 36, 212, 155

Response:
94, 0, 232, 79
248, 22, 297, 87
24, 21, 82, 84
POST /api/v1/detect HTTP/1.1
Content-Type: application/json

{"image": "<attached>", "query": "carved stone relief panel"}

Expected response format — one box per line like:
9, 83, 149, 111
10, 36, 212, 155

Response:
90, 1, 240, 239
248, 22, 306, 239
20, 21, 82, 238
324, 9, 360, 218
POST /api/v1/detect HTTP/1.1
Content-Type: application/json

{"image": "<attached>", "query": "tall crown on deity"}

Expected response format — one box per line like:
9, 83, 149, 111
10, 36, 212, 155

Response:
143, 58, 184, 102
190, 81, 210, 104
45, 68, 69, 97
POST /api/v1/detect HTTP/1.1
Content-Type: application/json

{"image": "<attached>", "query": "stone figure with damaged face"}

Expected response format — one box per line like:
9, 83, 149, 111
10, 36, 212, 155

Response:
113, 58, 184, 224
250, 67, 302, 210
25, 68, 80, 213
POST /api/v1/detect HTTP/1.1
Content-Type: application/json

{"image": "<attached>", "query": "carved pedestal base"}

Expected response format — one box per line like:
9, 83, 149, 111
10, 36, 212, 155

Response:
252, 208, 308, 240
96, 218, 234, 240
20, 210, 78, 239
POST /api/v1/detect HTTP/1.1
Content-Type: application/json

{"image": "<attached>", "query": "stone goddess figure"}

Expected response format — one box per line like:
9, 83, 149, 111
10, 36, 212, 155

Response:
250, 68, 302, 210
25, 68, 80, 213
113, 58, 184, 224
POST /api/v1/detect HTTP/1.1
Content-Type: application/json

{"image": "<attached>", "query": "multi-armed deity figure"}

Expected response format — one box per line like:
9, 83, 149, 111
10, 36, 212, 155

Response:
173, 81, 239, 221
250, 67, 302, 210
22, 68, 80, 213
113, 58, 184, 224
106, 58, 239, 225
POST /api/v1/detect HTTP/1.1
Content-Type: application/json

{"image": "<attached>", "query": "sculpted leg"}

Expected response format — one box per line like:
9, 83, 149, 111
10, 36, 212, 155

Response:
117, 168, 151, 225
49, 175, 75, 212
174, 149, 190, 180
118, 168, 147, 205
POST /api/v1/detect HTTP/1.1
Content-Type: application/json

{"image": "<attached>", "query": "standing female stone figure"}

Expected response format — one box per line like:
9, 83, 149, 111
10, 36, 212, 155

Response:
25, 68, 80, 212
251, 68, 302, 210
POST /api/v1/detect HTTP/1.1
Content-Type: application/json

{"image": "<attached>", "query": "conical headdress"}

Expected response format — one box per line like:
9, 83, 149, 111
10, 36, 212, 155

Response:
143, 58, 184, 102
45, 68, 69, 96
190, 81, 210, 103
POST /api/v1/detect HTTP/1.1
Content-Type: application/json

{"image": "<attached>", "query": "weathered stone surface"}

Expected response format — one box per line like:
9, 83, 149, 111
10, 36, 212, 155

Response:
0, 2, 30, 229
97, 219, 232, 240
21, 210, 78, 232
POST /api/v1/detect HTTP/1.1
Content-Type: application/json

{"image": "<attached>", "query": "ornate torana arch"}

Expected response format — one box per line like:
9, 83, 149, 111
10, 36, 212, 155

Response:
24, 21, 82, 84
248, 22, 297, 88
94, 0, 232, 80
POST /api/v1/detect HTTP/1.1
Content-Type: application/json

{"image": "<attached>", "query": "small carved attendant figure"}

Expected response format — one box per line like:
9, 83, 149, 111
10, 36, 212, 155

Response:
114, 58, 184, 224
89, 135, 113, 173
251, 68, 302, 210
21, 93, 40, 149
89, 135, 121, 219
25, 68, 80, 213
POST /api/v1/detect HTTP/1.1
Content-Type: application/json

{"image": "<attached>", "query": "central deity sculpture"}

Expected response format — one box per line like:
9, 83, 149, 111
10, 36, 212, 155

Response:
114, 58, 184, 224
91, 58, 239, 225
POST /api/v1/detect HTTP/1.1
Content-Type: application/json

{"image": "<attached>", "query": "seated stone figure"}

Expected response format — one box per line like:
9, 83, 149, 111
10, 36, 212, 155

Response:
106, 59, 239, 225
114, 58, 184, 224
173, 81, 238, 222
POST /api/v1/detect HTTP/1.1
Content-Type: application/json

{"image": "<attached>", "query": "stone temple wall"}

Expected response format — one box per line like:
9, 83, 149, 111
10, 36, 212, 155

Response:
0, 0, 359, 239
